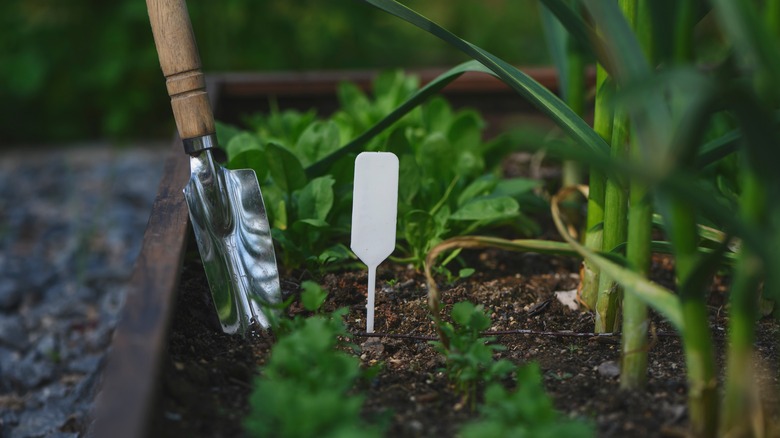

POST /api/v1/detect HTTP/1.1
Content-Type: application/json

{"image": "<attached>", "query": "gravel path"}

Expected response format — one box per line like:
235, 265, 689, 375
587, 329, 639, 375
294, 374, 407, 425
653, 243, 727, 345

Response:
0, 143, 168, 437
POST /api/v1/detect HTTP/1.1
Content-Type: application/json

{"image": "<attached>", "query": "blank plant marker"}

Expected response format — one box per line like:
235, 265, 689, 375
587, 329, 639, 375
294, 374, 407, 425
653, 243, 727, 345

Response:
350, 152, 399, 333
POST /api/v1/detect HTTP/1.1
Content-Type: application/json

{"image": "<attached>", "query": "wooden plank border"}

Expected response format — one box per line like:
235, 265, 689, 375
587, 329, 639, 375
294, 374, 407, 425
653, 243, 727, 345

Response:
93, 139, 190, 438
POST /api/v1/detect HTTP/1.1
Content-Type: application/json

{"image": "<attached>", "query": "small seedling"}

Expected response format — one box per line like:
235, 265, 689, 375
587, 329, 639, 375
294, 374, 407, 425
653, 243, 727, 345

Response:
459, 363, 594, 438
246, 283, 384, 438
430, 301, 514, 408
300, 280, 328, 312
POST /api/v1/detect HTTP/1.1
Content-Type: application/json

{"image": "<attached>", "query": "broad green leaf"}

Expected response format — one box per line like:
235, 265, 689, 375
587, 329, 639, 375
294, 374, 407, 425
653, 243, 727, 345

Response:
266, 142, 307, 194
384, 126, 414, 158
417, 132, 452, 181
457, 176, 498, 207
261, 185, 287, 230
398, 153, 422, 206
296, 175, 335, 222
450, 197, 519, 221
295, 218, 329, 228
493, 178, 542, 198
317, 244, 354, 265
216, 121, 244, 149
228, 150, 269, 182
337, 81, 372, 128
249, 108, 318, 147
225, 132, 262, 161
454, 150, 484, 178
449, 110, 484, 153
373, 69, 418, 114
422, 97, 453, 135
295, 121, 342, 166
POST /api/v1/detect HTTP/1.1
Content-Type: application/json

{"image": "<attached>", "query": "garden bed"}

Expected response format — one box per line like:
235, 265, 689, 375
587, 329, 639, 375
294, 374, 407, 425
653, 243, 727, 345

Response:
96, 68, 779, 438
149, 237, 779, 437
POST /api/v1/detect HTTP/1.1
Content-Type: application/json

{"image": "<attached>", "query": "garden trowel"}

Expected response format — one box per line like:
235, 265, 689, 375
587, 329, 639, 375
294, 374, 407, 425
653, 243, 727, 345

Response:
146, 0, 280, 334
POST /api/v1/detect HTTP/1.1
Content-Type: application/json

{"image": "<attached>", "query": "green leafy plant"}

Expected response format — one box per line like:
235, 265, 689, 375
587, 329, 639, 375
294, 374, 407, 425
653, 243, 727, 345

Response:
218, 70, 542, 271
246, 282, 383, 438
430, 301, 515, 409
459, 363, 594, 438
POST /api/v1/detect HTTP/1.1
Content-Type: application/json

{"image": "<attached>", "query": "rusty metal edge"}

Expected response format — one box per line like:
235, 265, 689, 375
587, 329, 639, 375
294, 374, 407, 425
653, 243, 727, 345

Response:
92, 138, 190, 438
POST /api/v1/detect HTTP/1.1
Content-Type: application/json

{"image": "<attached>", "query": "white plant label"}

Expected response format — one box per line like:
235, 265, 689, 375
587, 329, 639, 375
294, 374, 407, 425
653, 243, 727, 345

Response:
350, 152, 399, 333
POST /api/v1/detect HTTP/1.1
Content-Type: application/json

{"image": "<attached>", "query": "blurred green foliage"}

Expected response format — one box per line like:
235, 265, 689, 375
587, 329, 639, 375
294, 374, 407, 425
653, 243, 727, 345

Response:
1, 0, 546, 144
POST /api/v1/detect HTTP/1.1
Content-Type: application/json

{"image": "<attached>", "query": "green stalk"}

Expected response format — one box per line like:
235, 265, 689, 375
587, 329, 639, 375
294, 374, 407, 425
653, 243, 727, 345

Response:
594, 108, 628, 333
593, 0, 633, 333
620, 174, 651, 388
721, 172, 765, 436
669, 3, 718, 435
667, 199, 719, 438
580, 64, 611, 309
562, 34, 585, 187
620, 0, 653, 390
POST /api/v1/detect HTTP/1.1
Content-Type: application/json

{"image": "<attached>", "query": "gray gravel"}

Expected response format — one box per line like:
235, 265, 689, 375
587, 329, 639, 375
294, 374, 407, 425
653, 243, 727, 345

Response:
0, 143, 167, 437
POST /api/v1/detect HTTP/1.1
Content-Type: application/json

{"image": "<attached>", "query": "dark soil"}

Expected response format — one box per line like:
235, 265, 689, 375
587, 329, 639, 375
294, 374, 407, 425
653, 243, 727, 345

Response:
150, 243, 780, 437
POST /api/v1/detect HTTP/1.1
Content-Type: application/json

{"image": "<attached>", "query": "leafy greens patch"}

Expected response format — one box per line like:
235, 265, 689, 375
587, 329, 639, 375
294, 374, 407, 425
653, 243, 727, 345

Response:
217, 70, 542, 271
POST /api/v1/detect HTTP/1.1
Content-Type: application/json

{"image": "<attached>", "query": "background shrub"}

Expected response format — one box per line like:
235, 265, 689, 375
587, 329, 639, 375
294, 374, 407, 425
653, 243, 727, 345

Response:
1, 0, 547, 144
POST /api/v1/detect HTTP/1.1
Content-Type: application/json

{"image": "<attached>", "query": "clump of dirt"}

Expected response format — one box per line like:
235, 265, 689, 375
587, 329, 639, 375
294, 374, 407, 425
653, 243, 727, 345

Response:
150, 248, 779, 437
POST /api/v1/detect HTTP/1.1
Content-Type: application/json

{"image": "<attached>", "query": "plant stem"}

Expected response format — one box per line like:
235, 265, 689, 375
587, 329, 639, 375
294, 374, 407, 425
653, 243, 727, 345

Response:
667, 3, 719, 434
721, 171, 765, 436
620, 143, 651, 388
595, 0, 632, 333
620, 0, 653, 390
666, 198, 719, 438
580, 65, 611, 309
562, 32, 585, 187
594, 107, 628, 333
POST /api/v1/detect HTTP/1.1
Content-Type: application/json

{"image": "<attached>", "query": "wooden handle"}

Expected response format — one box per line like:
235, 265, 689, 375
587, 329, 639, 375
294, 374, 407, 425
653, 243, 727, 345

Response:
147, 0, 214, 140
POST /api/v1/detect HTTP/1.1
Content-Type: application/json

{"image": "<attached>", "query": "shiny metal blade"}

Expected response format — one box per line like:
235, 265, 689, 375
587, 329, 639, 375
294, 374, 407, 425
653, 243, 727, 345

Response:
183, 149, 280, 334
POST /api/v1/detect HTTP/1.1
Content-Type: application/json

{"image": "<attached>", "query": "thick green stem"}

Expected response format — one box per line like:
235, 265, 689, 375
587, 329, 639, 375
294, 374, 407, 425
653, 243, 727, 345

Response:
620, 162, 651, 388
581, 65, 611, 309
721, 172, 765, 436
594, 109, 628, 333
667, 199, 719, 438
668, 3, 719, 435
620, 0, 653, 391
593, 0, 634, 333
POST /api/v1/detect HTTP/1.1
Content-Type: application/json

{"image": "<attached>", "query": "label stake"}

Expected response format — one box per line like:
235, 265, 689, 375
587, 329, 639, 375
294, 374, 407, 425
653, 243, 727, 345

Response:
350, 152, 398, 333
